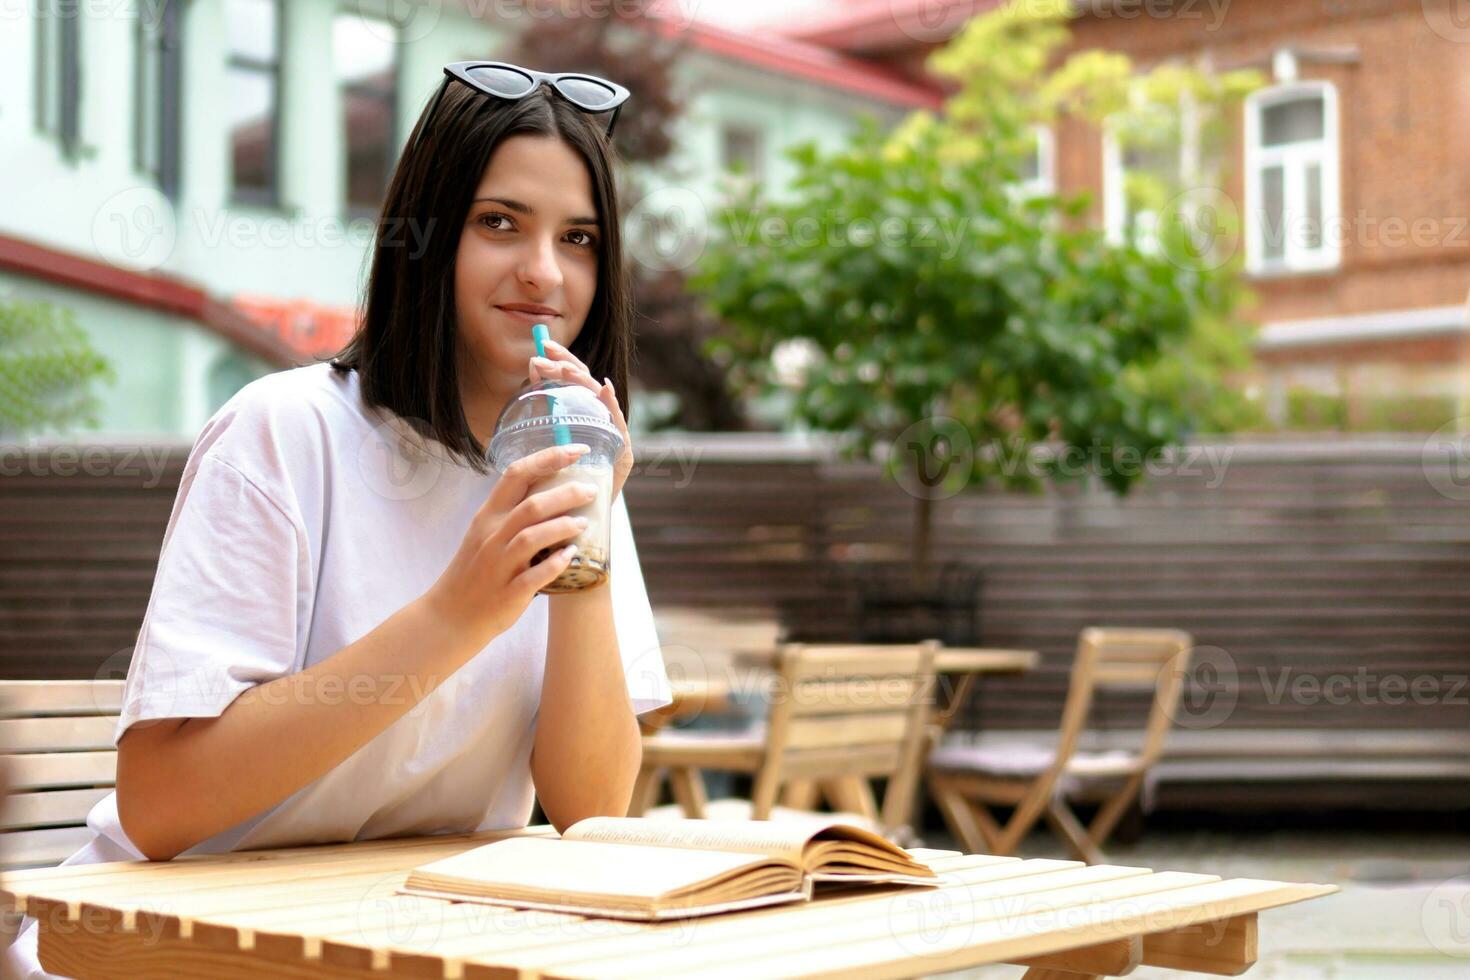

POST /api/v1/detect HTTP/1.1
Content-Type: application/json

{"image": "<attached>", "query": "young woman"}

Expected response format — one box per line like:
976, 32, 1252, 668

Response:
6, 64, 670, 978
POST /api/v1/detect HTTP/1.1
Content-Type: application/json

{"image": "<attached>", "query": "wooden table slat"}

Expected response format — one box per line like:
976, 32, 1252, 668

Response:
6, 831, 1338, 980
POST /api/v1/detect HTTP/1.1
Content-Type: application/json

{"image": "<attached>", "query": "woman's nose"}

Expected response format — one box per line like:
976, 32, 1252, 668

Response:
516, 236, 564, 293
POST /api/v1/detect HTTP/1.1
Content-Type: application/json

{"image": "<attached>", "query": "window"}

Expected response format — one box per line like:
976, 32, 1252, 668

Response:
34, 0, 81, 158
720, 123, 764, 182
1103, 128, 1180, 253
1016, 125, 1055, 197
335, 13, 398, 214
1245, 82, 1339, 274
227, 0, 283, 205
134, 1, 183, 198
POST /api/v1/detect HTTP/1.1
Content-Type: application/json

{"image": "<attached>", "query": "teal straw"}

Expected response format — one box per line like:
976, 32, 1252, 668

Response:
533, 324, 572, 447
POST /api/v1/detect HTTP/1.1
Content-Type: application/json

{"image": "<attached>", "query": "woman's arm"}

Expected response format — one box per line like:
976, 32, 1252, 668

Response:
530, 586, 642, 832
116, 594, 481, 861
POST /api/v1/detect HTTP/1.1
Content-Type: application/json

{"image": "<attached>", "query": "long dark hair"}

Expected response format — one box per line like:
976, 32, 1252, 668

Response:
330, 80, 634, 474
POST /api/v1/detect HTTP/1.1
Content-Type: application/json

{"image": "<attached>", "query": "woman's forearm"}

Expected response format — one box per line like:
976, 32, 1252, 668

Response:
116, 594, 483, 861
532, 587, 642, 832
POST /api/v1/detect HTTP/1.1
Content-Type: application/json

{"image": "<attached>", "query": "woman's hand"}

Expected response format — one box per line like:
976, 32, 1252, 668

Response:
530, 339, 633, 501
423, 443, 599, 644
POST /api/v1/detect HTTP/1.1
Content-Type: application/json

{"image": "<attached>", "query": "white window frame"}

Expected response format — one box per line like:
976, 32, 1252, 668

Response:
1101, 124, 1170, 253
1017, 124, 1055, 197
1244, 80, 1341, 275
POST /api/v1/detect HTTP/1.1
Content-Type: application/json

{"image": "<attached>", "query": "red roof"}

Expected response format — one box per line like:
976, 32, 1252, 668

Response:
777, 0, 999, 53
639, 6, 944, 108
0, 233, 303, 368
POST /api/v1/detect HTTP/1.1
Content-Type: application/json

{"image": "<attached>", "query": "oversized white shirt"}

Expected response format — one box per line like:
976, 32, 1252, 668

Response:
6, 362, 671, 978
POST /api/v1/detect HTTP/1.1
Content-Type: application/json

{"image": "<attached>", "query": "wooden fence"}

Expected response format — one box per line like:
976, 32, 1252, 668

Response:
3, 434, 1468, 740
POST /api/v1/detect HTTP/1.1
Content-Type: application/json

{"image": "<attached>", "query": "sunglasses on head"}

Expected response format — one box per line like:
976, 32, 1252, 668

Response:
412, 61, 631, 154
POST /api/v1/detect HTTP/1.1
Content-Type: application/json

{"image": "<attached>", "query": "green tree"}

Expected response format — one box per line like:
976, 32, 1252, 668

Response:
692, 0, 1261, 568
0, 298, 114, 438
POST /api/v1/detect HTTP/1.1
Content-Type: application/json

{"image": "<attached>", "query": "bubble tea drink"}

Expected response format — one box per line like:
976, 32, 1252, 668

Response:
487, 329, 623, 594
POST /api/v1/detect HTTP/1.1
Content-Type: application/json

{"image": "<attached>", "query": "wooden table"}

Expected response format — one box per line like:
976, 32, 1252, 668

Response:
1, 826, 1336, 979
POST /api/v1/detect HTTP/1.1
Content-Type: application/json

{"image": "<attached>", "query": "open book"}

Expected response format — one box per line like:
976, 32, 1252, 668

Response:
397, 816, 943, 921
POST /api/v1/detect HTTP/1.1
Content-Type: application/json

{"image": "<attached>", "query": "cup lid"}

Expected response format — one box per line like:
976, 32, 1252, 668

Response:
487, 381, 623, 467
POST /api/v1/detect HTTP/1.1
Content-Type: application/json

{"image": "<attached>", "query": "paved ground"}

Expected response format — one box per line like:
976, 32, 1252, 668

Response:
913, 825, 1470, 979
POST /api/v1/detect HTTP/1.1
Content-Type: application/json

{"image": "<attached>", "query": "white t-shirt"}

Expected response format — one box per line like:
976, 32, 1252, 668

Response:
6, 362, 671, 978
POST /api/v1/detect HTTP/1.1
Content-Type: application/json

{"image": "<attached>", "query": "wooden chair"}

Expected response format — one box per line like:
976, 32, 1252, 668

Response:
927, 628, 1192, 864
0, 680, 121, 871
630, 642, 939, 839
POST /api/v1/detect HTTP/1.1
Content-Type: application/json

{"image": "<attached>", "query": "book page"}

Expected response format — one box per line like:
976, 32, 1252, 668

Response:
411, 837, 789, 901
564, 816, 847, 863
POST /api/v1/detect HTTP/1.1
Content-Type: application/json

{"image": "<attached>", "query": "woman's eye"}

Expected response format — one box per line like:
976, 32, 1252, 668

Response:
567, 230, 598, 249
479, 213, 512, 231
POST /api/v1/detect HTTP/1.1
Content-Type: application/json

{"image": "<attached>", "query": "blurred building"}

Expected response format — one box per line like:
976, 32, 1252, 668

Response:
1, 0, 935, 440
783, 0, 1470, 429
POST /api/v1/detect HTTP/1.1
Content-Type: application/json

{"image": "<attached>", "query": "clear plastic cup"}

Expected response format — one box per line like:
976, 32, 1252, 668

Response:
487, 381, 624, 594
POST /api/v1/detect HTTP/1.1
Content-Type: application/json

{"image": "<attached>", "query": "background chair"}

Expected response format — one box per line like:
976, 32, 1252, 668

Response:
631, 642, 938, 840
926, 627, 1192, 863
0, 680, 120, 872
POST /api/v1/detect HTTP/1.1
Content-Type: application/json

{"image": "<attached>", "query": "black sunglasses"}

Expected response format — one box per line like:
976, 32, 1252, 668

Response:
413, 61, 630, 153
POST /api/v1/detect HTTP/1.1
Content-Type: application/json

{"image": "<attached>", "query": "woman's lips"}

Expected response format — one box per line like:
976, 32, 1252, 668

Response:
496, 306, 561, 324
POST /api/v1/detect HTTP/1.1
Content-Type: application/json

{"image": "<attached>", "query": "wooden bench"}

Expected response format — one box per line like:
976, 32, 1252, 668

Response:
942, 728, 1470, 812
0, 680, 121, 871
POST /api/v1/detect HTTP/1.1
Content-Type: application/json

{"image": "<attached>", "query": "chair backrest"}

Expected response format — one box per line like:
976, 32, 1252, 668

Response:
0, 680, 122, 870
750, 642, 938, 830
1049, 628, 1194, 775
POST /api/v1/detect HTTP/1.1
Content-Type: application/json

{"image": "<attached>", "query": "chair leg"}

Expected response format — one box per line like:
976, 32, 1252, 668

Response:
781, 780, 820, 810
1087, 772, 1146, 851
750, 766, 783, 820
628, 766, 663, 817
668, 767, 708, 819
823, 777, 880, 824
966, 798, 1006, 854
929, 774, 991, 856
995, 790, 1051, 856
1045, 798, 1104, 865
1020, 970, 1101, 980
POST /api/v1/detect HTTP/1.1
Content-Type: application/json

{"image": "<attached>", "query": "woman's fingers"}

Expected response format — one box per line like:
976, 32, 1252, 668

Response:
506, 514, 587, 567
530, 356, 602, 396
512, 542, 579, 596
484, 444, 589, 515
